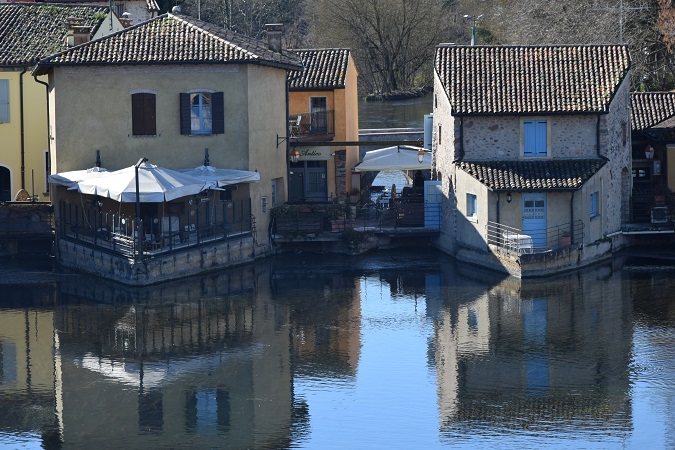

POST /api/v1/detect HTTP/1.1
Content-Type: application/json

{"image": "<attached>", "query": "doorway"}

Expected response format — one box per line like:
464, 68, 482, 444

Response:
0, 166, 10, 201
522, 193, 547, 250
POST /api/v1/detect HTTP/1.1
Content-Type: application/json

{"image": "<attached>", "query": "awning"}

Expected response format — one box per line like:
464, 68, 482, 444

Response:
178, 165, 260, 187
70, 163, 214, 202
48, 166, 109, 188
354, 145, 431, 172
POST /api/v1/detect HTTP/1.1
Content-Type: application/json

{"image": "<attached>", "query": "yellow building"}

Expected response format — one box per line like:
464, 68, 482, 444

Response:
287, 49, 359, 201
0, 3, 123, 201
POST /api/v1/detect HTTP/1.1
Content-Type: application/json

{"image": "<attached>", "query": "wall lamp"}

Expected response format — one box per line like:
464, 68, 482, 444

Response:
417, 148, 425, 163
290, 149, 300, 163
506, 192, 512, 203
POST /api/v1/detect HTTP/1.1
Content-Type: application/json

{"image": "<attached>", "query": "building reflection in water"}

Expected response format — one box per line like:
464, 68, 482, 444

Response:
430, 261, 634, 440
53, 262, 298, 449
2, 253, 675, 447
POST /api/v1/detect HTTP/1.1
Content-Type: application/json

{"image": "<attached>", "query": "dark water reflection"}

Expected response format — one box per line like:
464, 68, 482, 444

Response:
0, 252, 674, 448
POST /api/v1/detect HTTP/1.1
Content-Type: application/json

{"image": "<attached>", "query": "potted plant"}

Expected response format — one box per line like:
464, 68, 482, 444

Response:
559, 230, 572, 248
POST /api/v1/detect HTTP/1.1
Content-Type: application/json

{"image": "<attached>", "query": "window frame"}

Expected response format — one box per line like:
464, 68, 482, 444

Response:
180, 91, 224, 135
0, 79, 9, 123
131, 91, 157, 136
590, 191, 598, 219
467, 193, 477, 219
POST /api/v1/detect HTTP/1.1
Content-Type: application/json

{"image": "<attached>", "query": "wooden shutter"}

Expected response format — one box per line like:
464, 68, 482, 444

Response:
132, 93, 156, 135
212, 92, 224, 134
0, 79, 9, 123
180, 93, 191, 135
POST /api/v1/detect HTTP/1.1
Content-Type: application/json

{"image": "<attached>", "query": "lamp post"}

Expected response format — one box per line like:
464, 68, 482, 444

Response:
463, 14, 484, 46
134, 157, 148, 253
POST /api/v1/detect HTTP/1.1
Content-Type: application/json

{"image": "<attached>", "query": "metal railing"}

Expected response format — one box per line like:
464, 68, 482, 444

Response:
289, 110, 335, 137
272, 201, 441, 235
486, 220, 583, 254
57, 198, 253, 260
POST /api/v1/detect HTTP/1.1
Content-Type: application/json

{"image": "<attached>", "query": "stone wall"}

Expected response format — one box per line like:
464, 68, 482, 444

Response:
57, 235, 266, 286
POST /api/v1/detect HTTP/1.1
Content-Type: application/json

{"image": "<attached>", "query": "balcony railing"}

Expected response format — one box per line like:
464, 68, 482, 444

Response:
486, 220, 583, 254
57, 199, 253, 260
289, 110, 335, 138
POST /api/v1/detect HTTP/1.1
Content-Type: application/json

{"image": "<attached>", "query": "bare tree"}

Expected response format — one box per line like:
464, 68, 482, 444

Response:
311, 0, 459, 95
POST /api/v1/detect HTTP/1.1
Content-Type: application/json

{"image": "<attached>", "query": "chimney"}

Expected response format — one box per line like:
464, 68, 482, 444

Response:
265, 23, 283, 53
65, 18, 92, 47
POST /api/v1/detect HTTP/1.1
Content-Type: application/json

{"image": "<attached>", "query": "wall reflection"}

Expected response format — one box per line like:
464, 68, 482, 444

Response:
430, 261, 633, 439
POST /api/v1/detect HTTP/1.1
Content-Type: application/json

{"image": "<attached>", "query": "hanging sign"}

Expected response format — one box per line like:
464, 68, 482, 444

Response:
297, 146, 331, 161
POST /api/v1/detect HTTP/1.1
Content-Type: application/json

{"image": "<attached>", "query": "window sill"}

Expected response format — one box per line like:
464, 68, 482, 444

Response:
131, 134, 159, 138
468, 215, 478, 223
590, 215, 600, 221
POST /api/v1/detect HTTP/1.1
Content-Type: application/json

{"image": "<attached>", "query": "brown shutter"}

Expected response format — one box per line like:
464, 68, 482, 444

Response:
212, 92, 224, 134
132, 93, 156, 135
180, 93, 191, 135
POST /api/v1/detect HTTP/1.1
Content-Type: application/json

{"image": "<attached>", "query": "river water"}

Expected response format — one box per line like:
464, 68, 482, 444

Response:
0, 251, 674, 449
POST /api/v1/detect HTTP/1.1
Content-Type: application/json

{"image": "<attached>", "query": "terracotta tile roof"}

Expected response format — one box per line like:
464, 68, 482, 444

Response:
35, 0, 160, 12
456, 159, 606, 191
631, 92, 675, 131
287, 48, 350, 90
0, 3, 109, 67
435, 45, 630, 115
34, 13, 303, 74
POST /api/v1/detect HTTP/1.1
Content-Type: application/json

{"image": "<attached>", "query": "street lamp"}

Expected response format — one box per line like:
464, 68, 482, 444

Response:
417, 148, 425, 164
463, 14, 484, 46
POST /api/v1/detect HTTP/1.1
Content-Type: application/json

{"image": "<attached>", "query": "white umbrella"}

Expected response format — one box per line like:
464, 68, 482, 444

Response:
354, 146, 431, 172
72, 163, 213, 202
179, 165, 260, 187
48, 166, 109, 188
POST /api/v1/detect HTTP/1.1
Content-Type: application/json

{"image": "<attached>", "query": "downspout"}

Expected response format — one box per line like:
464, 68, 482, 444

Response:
496, 192, 500, 225
570, 191, 575, 245
34, 74, 51, 196
19, 68, 27, 189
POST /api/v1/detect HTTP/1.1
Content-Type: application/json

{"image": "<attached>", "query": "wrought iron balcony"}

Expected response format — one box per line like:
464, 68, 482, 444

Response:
289, 110, 335, 140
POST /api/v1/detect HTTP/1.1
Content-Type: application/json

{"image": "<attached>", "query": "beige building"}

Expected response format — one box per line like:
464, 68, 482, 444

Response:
0, 3, 123, 202
433, 45, 632, 277
287, 49, 359, 201
33, 13, 302, 285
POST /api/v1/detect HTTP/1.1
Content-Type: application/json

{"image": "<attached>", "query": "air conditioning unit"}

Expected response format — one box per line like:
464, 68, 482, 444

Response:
651, 206, 669, 224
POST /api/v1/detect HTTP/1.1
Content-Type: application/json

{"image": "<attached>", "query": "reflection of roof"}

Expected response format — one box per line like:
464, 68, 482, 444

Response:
631, 92, 675, 131
34, 13, 303, 75
0, 3, 109, 66
455, 159, 606, 191
288, 48, 351, 90
435, 45, 630, 115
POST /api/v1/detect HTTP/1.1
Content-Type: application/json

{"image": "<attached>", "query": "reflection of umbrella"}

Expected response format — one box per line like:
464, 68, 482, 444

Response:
48, 166, 109, 188
179, 165, 260, 187
72, 163, 213, 202
354, 146, 431, 172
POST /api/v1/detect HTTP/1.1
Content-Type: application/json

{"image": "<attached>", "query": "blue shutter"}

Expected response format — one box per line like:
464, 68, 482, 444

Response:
534, 120, 547, 156
0, 80, 9, 123
523, 121, 535, 156
524, 120, 547, 157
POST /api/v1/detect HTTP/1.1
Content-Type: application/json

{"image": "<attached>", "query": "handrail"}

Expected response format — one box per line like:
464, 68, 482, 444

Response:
486, 220, 583, 254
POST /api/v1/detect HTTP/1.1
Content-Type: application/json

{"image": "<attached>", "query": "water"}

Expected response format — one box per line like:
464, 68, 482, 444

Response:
0, 252, 675, 448
359, 94, 432, 129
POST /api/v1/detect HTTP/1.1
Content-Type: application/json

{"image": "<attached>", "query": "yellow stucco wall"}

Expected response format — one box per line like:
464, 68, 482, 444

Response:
0, 70, 49, 200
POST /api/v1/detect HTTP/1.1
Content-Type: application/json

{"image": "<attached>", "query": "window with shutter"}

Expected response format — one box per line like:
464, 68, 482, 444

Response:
0, 80, 9, 123
523, 120, 547, 157
131, 92, 156, 135
180, 91, 224, 135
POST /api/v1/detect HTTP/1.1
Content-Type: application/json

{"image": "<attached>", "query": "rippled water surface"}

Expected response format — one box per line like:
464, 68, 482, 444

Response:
1, 252, 675, 449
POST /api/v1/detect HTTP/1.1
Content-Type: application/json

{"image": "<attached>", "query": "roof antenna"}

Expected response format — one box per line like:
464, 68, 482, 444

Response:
95, 149, 101, 167
204, 148, 210, 166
